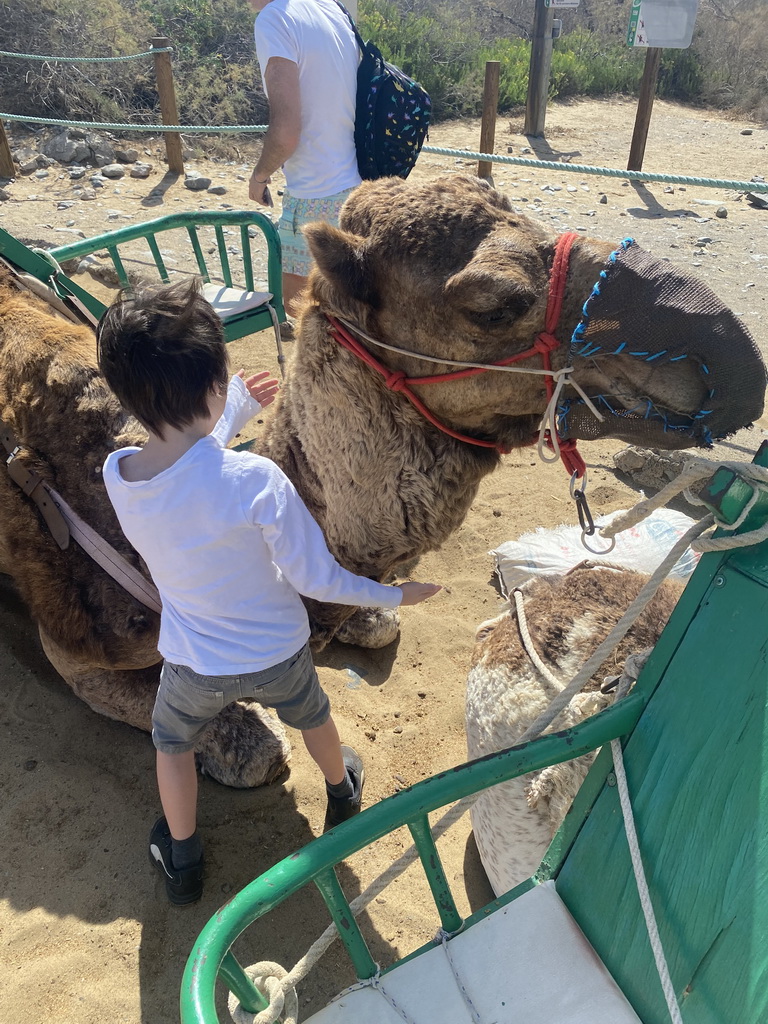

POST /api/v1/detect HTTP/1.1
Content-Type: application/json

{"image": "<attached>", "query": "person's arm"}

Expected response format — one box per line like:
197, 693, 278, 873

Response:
211, 372, 279, 447
250, 57, 301, 206
244, 462, 440, 608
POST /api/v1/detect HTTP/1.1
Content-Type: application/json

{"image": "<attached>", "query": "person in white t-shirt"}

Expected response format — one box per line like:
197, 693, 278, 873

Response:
248, 0, 361, 318
97, 280, 440, 905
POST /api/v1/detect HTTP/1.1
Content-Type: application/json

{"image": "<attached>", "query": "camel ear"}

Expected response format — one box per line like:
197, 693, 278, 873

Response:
304, 222, 378, 306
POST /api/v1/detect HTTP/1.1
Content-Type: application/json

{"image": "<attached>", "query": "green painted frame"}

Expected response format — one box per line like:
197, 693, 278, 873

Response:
181, 445, 768, 1024
0, 210, 285, 341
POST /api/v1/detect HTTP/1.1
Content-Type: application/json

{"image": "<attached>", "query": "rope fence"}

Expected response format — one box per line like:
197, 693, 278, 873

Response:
2, 44, 767, 193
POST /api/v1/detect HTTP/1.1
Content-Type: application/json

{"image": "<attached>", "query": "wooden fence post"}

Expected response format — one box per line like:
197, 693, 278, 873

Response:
478, 61, 500, 180
151, 36, 184, 175
524, 0, 554, 137
627, 47, 662, 172
0, 120, 15, 179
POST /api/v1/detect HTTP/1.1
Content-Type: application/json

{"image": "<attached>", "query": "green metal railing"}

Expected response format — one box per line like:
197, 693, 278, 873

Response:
180, 691, 648, 1022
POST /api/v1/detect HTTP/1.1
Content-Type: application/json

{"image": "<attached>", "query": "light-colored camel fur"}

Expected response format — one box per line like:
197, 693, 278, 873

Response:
465, 566, 683, 896
0, 174, 761, 787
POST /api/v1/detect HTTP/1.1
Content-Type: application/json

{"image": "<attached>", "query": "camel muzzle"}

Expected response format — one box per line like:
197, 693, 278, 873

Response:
559, 239, 766, 448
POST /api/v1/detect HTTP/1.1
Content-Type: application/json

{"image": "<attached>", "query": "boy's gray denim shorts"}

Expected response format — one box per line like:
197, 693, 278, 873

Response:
151, 643, 330, 754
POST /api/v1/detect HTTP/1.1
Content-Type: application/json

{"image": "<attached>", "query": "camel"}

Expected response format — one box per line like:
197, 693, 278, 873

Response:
0, 174, 763, 787
465, 566, 683, 896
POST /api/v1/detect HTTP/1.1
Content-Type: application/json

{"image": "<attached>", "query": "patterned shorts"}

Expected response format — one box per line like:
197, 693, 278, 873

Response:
278, 187, 357, 277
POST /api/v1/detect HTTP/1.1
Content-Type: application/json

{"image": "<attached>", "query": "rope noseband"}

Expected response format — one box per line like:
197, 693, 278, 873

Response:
326, 232, 585, 476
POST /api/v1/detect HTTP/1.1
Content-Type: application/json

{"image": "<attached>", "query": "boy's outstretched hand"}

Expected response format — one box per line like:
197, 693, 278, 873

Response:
397, 581, 442, 605
237, 368, 280, 409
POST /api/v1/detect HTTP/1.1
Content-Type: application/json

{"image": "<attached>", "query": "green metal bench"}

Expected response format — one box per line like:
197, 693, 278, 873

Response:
0, 210, 285, 351
181, 443, 768, 1024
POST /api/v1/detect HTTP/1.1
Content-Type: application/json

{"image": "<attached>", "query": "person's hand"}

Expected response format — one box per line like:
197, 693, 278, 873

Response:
237, 368, 280, 408
396, 581, 442, 605
249, 170, 272, 205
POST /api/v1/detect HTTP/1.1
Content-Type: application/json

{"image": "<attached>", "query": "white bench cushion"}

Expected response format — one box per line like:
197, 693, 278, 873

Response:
202, 284, 272, 318
305, 881, 641, 1024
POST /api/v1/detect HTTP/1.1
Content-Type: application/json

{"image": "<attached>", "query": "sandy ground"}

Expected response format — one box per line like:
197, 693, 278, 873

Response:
1, 97, 768, 1023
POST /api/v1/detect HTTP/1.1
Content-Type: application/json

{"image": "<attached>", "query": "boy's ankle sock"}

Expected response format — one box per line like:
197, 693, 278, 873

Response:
326, 770, 354, 801
171, 831, 203, 870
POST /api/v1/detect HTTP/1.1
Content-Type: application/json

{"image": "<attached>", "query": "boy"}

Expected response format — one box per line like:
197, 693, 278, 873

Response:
97, 280, 440, 905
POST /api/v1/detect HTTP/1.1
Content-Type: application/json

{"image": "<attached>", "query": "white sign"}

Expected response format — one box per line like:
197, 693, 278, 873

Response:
627, 0, 699, 48
545, 0, 580, 7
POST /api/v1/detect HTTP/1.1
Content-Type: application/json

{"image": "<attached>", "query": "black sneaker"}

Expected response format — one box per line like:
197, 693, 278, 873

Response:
324, 746, 365, 832
148, 816, 204, 906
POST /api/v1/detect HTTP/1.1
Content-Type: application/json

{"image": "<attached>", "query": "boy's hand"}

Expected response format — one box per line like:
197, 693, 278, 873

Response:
396, 581, 442, 606
237, 369, 280, 408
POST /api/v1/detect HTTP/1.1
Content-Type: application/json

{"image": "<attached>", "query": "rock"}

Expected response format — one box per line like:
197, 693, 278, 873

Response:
599, 194, 608, 204
90, 174, 105, 188
86, 133, 116, 167
42, 132, 90, 165
207, 184, 227, 195
57, 200, 75, 210
130, 162, 153, 179
184, 173, 212, 191
54, 227, 86, 239
741, 128, 753, 135
114, 147, 139, 163
79, 189, 97, 201
696, 236, 713, 245
716, 206, 728, 219
18, 157, 39, 175
0, 187, 10, 201
68, 166, 87, 180
614, 446, 708, 500
100, 163, 125, 179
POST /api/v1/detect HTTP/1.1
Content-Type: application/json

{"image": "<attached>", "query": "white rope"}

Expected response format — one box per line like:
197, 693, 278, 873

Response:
228, 963, 299, 1024
514, 589, 682, 1021
436, 928, 483, 1024
610, 738, 684, 1024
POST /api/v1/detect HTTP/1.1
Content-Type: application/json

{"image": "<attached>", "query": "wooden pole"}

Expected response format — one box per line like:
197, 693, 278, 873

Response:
524, 0, 554, 137
627, 47, 662, 172
0, 120, 14, 179
151, 37, 184, 175
478, 61, 500, 180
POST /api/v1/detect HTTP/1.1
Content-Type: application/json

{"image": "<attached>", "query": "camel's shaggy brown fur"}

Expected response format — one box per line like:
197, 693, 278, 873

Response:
0, 174, 762, 786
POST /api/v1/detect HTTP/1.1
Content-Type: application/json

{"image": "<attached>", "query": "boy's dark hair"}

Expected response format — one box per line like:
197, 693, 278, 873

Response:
96, 279, 228, 438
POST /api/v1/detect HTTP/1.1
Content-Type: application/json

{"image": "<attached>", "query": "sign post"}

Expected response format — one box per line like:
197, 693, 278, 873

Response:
626, 0, 699, 171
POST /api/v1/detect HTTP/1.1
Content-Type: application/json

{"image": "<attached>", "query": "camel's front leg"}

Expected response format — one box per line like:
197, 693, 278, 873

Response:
38, 628, 292, 788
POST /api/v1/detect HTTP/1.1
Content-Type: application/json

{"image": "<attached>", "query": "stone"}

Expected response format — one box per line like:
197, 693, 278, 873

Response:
68, 166, 87, 180
54, 227, 86, 239
100, 163, 125, 179
130, 162, 153, 179
599, 194, 608, 204
79, 189, 97, 201
184, 173, 212, 191
34, 169, 49, 180
741, 128, 753, 135
114, 147, 139, 163
90, 175, 105, 188
18, 157, 39, 175
57, 200, 75, 210
696, 236, 713, 245
86, 133, 116, 167
0, 188, 10, 201
42, 132, 90, 165
716, 206, 728, 219
207, 184, 227, 195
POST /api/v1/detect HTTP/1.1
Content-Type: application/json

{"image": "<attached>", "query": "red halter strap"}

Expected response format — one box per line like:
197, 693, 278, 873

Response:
326, 231, 584, 472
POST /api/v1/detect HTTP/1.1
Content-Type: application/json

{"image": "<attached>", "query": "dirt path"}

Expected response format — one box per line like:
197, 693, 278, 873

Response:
1, 98, 767, 1024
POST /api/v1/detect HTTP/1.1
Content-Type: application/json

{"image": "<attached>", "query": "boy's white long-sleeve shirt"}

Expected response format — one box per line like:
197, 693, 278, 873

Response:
102, 376, 401, 674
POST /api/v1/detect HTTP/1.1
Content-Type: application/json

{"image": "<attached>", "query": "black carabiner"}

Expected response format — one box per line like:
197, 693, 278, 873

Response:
573, 488, 596, 536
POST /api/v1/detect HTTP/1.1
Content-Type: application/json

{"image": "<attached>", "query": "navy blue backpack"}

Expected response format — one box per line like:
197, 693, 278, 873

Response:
337, 3, 431, 180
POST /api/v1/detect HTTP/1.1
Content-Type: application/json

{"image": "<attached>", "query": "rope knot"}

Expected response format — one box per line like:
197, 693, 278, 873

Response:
533, 331, 559, 355
384, 369, 408, 392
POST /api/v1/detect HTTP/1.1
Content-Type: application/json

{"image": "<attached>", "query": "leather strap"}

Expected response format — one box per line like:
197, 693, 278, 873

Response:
2, 425, 71, 549
0, 253, 100, 330
1, 422, 161, 613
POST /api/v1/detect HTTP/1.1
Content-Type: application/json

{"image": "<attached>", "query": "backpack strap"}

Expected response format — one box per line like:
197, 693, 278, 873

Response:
333, 0, 365, 53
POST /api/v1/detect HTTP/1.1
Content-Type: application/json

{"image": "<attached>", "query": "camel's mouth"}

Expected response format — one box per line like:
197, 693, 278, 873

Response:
560, 240, 766, 448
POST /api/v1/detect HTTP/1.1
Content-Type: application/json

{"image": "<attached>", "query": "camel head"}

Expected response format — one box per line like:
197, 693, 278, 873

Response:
302, 174, 765, 457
